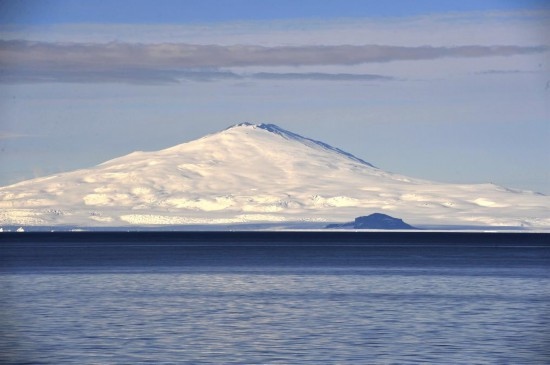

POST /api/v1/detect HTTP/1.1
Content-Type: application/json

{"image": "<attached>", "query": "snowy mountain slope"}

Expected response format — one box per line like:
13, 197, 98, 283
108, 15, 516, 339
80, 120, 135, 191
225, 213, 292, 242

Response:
0, 123, 548, 229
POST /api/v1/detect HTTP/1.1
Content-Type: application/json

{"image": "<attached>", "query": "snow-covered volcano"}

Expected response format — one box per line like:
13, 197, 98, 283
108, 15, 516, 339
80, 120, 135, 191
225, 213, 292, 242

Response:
1, 123, 548, 229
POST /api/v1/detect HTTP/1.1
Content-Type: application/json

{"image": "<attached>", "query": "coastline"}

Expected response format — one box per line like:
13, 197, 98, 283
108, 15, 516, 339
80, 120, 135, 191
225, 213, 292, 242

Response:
1, 230, 549, 246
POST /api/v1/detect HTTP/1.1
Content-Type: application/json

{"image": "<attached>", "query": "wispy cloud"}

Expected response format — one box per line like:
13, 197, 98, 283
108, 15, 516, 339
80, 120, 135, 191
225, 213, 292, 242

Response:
475, 69, 540, 75
250, 72, 393, 81
1, 40, 548, 84
0, 131, 35, 140
0, 69, 242, 84
0, 67, 395, 84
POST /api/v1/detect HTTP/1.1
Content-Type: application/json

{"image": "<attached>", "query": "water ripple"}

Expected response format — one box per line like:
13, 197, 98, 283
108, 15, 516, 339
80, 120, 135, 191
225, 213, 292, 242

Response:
2, 268, 550, 364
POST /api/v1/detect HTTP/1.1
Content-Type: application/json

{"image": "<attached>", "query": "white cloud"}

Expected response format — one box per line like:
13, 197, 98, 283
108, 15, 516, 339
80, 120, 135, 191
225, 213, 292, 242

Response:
1, 10, 548, 46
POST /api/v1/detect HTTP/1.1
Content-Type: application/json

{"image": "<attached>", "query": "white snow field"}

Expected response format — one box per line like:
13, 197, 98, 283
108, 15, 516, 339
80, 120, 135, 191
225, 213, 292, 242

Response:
0, 123, 548, 229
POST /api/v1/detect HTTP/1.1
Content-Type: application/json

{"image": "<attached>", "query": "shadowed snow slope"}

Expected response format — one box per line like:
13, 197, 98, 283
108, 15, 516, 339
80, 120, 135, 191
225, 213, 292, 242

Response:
0, 123, 548, 229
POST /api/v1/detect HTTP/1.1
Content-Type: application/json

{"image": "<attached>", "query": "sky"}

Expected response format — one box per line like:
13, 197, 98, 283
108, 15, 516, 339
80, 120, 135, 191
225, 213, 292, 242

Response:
0, 0, 549, 193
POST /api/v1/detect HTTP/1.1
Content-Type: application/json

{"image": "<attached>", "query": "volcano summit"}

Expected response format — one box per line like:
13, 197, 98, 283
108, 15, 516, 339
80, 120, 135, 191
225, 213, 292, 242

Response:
0, 123, 548, 229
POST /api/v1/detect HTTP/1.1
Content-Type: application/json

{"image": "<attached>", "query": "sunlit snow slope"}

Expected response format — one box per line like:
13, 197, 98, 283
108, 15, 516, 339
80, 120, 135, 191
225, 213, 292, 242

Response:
1, 123, 548, 229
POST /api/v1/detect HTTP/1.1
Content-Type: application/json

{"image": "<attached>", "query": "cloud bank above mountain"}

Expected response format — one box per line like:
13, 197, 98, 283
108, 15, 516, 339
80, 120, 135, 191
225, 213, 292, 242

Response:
1, 40, 547, 83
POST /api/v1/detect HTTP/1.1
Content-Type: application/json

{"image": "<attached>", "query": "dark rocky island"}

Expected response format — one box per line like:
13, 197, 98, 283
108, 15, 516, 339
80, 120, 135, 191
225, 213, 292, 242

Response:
326, 213, 417, 230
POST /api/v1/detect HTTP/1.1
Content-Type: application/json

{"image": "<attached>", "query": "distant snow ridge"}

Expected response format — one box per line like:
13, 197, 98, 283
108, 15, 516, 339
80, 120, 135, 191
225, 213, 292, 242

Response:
233, 123, 375, 167
0, 122, 549, 229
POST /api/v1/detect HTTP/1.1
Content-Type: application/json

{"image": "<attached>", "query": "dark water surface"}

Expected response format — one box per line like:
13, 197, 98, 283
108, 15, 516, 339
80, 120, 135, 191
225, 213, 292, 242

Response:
1, 232, 549, 364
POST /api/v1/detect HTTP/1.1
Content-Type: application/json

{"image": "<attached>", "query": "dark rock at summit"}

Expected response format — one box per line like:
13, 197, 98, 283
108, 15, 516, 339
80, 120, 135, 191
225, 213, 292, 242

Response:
326, 213, 417, 230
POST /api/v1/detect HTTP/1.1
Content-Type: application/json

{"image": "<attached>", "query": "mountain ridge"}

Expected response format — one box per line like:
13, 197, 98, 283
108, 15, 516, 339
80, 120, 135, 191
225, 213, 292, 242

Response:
0, 123, 548, 229
224, 123, 375, 167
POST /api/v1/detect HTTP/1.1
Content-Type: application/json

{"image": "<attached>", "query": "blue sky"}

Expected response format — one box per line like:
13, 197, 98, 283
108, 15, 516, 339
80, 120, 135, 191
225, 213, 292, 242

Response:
0, 1, 549, 193
3, 0, 549, 24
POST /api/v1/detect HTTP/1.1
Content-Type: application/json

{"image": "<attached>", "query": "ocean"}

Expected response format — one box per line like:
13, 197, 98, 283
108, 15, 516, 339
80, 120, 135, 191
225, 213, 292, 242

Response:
1, 232, 549, 364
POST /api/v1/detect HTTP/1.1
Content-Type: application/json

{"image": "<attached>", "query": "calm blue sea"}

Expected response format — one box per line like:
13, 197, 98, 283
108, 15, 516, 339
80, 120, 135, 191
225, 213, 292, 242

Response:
1, 233, 549, 364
